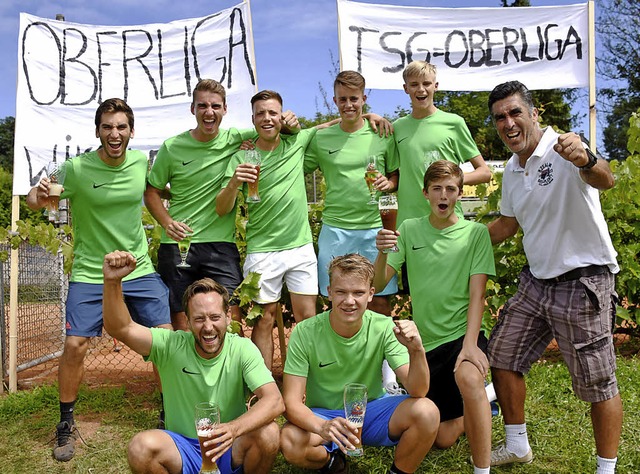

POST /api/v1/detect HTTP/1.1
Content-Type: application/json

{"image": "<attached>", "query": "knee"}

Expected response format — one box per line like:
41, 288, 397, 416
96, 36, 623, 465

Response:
257, 307, 276, 326
63, 337, 89, 359
254, 421, 280, 457
280, 423, 305, 464
414, 398, 440, 434
454, 363, 486, 399
127, 432, 157, 473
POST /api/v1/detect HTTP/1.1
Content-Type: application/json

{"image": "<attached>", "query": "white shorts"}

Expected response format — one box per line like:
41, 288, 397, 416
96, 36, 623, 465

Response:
244, 243, 318, 304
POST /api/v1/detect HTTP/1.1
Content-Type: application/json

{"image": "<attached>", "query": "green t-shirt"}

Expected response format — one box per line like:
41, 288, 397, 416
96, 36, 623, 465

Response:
387, 217, 495, 352
60, 150, 154, 283
304, 121, 399, 230
284, 310, 409, 410
146, 330, 274, 438
223, 128, 317, 253
148, 128, 256, 244
393, 110, 480, 224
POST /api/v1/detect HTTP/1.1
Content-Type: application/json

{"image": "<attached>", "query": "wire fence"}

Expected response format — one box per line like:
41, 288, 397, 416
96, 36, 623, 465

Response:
1, 242, 290, 391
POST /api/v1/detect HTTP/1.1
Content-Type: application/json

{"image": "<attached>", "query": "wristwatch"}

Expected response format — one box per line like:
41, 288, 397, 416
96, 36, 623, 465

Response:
579, 147, 598, 170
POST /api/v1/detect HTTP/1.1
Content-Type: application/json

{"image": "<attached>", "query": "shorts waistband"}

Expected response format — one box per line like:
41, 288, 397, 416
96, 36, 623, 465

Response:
532, 264, 609, 284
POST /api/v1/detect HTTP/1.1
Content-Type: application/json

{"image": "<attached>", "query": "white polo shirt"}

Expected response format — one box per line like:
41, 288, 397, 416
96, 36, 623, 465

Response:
500, 127, 619, 279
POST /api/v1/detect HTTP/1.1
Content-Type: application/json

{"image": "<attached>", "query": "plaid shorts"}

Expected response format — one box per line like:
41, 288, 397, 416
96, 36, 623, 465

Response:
487, 267, 618, 403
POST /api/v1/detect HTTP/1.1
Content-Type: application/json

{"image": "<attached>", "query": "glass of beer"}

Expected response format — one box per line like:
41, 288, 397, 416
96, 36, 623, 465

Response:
195, 402, 221, 474
378, 194, 398, 253
343, 383, 367, 457
245, 149, 261, 203
176, 218, 193, 268
364, 155, 379, 205
46, 161, 65, 218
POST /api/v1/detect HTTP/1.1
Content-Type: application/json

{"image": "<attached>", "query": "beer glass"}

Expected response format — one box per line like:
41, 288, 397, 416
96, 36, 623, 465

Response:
176, 218, 193, 268
245, 149, 261, 203
46, 161, 65, 218
195, 402, 221, 474
364, 155, 379, 205
343, 383, 367, 457
378, 194, 398, 253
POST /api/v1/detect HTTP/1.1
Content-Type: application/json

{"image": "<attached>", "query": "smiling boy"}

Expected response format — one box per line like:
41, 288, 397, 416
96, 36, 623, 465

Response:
374, 161, 495, 474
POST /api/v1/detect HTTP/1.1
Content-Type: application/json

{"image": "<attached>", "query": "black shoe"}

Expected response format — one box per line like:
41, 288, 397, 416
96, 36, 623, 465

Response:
53, 421, 77, 462
319, 449, 348, 474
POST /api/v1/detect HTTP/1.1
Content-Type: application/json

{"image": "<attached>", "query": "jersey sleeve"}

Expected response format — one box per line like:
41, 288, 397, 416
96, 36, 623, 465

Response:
59, 159, 75, 199
469, 224, 496, 277
453, 115, 481, 162
221, 150, 245, 190
147, 142, 171, 190
384, 134, 399, 173
303, 132, 320, 174
240, 338, 275, 392
283, 323, 310, 377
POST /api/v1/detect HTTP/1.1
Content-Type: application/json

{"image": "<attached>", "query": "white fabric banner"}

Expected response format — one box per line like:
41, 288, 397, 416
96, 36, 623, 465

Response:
338, 0, 589, 92
14, 3, 256, 195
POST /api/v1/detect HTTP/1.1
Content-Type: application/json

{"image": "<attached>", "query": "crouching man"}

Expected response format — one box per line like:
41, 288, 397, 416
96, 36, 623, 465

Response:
102, 250, 284, 474
280, 254, 439, 474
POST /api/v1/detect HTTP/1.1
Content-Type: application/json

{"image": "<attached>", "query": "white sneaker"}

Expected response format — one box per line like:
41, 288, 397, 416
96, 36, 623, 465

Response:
384, 381, 407, 396
490, 443, 533, 466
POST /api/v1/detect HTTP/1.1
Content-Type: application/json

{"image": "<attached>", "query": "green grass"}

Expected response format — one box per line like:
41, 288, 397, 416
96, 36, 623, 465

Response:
2, 356, 640, 473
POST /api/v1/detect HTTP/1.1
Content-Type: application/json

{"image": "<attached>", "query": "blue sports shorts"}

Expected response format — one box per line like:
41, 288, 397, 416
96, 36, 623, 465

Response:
165, 431, 241, 474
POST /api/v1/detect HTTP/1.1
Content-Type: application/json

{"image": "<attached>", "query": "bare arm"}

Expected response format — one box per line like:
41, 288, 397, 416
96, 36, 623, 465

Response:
453, 274, 489, 377
144, 184, 189, 242
215, 163, 258, 216
487, 215, 519, 245
204, 381, 284, 462
373, 230, 398, 292
554, 132, 615, 190
26, 177, 52, 210
393, 320, 429, 397
102, 251, 153, 356
463, 155, 492, 185
283, 374, 358, 453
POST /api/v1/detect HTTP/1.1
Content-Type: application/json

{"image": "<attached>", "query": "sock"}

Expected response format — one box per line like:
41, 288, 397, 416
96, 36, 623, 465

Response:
60, 400, 76, 425
474, 467, 490, 474
485, 382, 497, 402
382, 360, 397, 387
596, 455, 617, 474
505, 423, 530, 457
389, 462, 411, 474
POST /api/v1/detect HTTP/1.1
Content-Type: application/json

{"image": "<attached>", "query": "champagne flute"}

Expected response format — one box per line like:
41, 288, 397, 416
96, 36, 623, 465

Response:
195, 402, 221, 474
364, 155, 379, 205
343, 383, 367, 457
176, 218, 193, 269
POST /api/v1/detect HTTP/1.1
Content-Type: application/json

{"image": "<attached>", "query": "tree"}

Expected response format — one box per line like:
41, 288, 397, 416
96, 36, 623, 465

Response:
597, 0, 640, 161
0, 116, 15, 173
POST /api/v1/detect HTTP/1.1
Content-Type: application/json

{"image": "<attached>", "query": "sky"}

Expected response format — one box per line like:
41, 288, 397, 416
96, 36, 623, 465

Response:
0, 0, 593, 130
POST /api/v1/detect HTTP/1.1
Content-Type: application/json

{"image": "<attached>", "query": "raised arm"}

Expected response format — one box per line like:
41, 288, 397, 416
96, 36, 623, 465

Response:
554, 132, 615, 190
215, 163, 258, 216
393, 320, 429, 397
373, 230, 399, 292
464, 155, 492, 185
26, 177, 52, 210
102, 251, 153, 356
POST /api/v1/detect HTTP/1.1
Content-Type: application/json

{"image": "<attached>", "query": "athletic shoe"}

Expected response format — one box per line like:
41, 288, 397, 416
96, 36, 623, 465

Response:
319, 449, 348, 473
384, 381, 407, 396
490, 400, 500, 417
53, 421, 77, 462
490, 443, 533, 466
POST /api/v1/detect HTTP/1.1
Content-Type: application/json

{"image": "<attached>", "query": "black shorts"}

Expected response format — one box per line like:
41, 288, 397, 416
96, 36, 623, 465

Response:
426, 332, 488, 422
157, 242, 243, 313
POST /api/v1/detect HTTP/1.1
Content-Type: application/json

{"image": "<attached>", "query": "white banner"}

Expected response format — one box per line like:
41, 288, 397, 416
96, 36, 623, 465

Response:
338, 0, 589, 92
14, 3, 256, 195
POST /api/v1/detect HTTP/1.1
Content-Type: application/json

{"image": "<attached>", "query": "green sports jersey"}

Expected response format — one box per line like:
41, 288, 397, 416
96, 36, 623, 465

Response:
387, 217, 495, 352
148, 128, 256, 244
304, 120, 398, 230
284, 310, 409, 410
223, 128, 317, 253
60, 150, 154, 283
393, 110, 480, 224
146, 330, 274, 438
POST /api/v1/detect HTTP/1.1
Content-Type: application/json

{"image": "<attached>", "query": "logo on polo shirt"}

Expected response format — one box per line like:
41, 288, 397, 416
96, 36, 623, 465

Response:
537, 162, 553, 186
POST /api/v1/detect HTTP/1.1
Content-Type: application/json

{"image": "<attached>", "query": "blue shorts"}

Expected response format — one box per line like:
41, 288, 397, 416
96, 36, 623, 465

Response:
311, 394, 409, 452
317, 224, 398, 297
165, 431, 241, 474
66, 273, 171, 337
